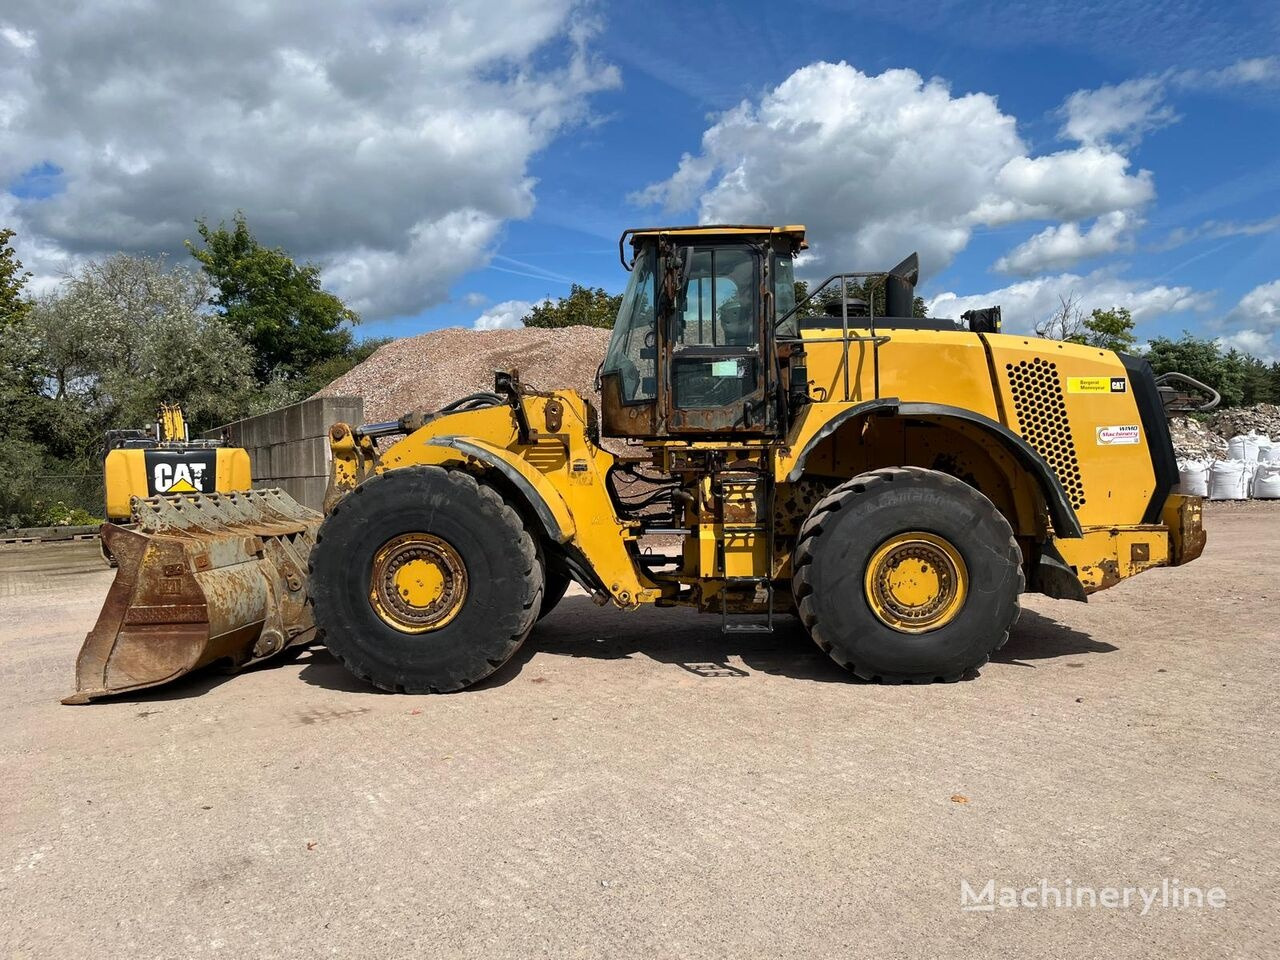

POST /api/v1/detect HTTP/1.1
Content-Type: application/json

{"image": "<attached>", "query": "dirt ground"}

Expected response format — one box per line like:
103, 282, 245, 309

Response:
2, 504, 1277, 959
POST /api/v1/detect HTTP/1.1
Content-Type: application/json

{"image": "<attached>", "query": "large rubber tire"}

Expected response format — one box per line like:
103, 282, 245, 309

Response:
792, 466, 1023, 683
310, 466, 544, 693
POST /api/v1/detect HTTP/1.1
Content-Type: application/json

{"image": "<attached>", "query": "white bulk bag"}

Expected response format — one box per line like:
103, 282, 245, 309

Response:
1208, 460, 1250, 500
1226, 432, 1267, 463
1176, 459, 1210, 497
1252, 461, 1280, 500
1257, 437, 1274, 463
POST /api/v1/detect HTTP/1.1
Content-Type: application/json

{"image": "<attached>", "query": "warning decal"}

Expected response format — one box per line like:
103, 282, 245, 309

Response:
1096, 424, 1141, 446
1068, 376, 1128, 394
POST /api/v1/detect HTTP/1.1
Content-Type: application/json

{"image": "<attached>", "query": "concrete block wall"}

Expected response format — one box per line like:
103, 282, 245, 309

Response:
205, 396, 363, 511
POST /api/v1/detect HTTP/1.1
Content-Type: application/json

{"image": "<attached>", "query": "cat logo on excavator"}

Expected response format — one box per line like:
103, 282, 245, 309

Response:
66, 226, 1209, 702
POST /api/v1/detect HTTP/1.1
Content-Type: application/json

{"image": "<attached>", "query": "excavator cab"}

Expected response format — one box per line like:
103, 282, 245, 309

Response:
599, 226, 807, 439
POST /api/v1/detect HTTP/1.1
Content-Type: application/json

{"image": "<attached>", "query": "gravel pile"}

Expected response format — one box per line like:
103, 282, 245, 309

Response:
316, 326, 612, 424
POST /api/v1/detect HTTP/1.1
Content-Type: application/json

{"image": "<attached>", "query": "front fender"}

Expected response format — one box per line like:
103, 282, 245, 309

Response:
388, 435, 577, 545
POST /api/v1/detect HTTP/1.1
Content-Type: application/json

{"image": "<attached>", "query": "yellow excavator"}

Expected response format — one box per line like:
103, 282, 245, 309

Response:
103, 404, 251, 522
66, 226, 1206, 702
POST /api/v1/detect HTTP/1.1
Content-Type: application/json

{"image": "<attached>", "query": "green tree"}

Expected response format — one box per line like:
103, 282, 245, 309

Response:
521, 285, 622, 329
0, 228, 32, 325
188, 213, 358, 381
1035, 297, 1136, 351
1238, 354, 1278, 405
27, 254, 256, 455
1144, 334, 1247, 408
1080, 307, 1137, 352
0, 229, 48, 524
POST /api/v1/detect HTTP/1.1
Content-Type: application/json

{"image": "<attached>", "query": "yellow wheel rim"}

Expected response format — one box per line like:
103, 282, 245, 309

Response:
369, 533, 467, 633
864, 531, 968, 634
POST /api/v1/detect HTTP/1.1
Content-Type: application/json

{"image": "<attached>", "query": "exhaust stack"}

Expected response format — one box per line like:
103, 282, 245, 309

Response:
885, 252, 919, 319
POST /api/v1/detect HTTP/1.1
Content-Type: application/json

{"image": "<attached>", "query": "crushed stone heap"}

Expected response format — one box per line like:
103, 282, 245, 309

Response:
1168, 416, 1228, 462
1208, 403, 1280, 443
316, 325, 612, 424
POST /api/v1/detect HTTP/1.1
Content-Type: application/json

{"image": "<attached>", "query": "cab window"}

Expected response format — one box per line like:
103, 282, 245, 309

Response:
676, 247, 758, 348
600, 245, 657, 402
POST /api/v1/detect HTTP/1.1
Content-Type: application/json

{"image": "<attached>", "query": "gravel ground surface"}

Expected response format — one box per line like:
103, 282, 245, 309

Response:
2, 504, 1278, 959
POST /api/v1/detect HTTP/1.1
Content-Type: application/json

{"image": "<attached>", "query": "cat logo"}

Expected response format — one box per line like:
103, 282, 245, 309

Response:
1068, 376, 1128, 394
153, 462, 206, 493
144, 450, 217, 495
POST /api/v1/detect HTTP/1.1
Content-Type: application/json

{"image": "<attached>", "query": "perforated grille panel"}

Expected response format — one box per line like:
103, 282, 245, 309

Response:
1006, 358, 1086, 509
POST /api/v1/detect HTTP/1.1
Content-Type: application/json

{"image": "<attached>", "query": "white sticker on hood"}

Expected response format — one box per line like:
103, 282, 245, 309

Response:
1097, 424, 1141, 445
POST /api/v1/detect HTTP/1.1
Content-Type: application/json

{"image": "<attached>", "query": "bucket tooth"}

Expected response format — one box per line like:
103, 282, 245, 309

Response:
65, 488, 322, 704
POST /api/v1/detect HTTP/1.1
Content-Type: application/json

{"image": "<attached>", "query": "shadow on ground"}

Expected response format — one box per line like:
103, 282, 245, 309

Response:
110, 596, 1113, 702
298, 596, 1113, 694
994, 609, 1116, 667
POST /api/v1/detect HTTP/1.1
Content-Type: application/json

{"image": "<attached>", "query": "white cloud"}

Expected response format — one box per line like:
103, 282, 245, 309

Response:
1157, 214, 1280, 251
1234, 280, 1280, 326
1187, 56, 1279, 89
1, 1, 618, 320
1058, 56, 1279, 150
927, 271, 1210, 335
1, 25, 35, 50
473, 298, 547, 330
633, 62, 1153, 280
1054, 57, 1274, 154
1218, 280, 1280, 361
995, 210, 1139, 275
1217, 329, 1275, 359
988, 147, 1153, 222
0, 193, 82, 296
1057, 75, 1178, 147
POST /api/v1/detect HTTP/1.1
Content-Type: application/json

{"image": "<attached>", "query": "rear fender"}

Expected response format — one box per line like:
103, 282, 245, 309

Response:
780, 399, 1082, 538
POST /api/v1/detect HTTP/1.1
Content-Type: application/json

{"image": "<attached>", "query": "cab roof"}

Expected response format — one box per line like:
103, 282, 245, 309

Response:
619, 224, 807, 268
623, 224, 806, 242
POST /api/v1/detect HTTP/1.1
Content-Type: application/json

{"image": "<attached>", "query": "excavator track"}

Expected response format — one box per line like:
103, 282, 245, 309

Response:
64, 489, 320, 704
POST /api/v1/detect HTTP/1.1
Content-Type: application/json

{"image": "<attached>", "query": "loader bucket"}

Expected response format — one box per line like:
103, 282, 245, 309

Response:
64, 489, 321, 704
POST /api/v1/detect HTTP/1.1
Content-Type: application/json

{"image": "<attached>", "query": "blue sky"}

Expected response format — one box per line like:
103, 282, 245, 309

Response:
3, 1, 1278, 356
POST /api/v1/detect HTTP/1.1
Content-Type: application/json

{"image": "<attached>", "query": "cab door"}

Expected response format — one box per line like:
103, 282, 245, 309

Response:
664, 244, 774, 434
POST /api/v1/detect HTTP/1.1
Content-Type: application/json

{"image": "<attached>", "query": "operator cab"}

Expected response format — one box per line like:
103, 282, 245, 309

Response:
600, 225, 806, 439
598, 227, 1001, 441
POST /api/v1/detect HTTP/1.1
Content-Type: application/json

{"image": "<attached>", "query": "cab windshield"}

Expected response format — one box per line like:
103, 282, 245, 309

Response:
601, 244, 656, 402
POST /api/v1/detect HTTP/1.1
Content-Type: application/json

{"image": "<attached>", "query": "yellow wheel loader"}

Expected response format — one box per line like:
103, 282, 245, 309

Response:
67, 225, 1207, 701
